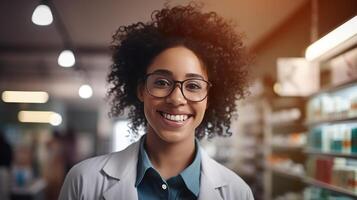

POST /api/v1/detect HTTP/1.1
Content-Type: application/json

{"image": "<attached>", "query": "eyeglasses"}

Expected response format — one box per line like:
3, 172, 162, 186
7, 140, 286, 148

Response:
145, 73, 212, 102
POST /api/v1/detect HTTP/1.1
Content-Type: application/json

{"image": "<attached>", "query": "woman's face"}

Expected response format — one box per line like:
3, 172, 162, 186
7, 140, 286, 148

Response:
138, 46, 208, 144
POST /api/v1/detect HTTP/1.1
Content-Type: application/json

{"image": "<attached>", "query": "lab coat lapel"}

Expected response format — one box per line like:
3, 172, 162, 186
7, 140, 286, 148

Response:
102, 178, 138, 200
198, 173, 224, 200
198, 148, 224, 200
102, 141, 141, 200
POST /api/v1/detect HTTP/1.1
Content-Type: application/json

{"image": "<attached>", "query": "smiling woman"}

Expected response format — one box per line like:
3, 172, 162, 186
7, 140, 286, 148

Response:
59, 2, 253, 200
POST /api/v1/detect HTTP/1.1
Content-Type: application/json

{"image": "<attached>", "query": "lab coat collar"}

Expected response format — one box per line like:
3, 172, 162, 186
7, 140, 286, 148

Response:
102, 140, 140, 180
102, 141, 140, 200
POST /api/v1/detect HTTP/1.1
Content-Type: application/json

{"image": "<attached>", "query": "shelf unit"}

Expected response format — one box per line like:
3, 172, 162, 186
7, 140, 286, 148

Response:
235, 93, 266, 200
264, 55, 357, 200
263, 96, 307, 200
303, 42, 357, 199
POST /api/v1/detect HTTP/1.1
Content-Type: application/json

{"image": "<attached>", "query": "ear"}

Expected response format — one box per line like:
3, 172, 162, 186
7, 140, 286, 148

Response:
137, 83, 144, 102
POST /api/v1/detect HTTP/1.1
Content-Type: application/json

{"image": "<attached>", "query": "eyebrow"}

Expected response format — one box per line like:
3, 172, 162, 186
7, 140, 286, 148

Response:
150, 69, 205, 80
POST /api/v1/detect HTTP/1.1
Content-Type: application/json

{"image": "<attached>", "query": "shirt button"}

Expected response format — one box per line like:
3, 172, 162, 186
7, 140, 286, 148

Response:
161, 183, 167, 190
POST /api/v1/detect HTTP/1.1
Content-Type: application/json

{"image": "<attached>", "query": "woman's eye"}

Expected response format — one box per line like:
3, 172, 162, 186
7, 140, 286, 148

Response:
154, 79, 171, 87
186, 83, 202, 90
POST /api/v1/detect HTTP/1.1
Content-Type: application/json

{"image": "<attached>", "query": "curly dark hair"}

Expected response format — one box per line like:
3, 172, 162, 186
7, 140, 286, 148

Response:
107, 2, 250, 139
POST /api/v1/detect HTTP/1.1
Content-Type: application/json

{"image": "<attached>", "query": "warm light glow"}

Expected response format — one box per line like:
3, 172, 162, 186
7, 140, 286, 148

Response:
31, 4, 53, 26
58, 50, 76, 67
273, 82, 282, 95
18, 111, 62, 126
305, 16, 357, 61
2, 91, 49, 103
78, 84, 93, 99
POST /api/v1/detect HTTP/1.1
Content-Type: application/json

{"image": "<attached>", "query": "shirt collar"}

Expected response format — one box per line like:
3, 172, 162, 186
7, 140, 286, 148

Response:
135, 135, 201, 197
135, 136, 153, 186
180, 138, 201, 196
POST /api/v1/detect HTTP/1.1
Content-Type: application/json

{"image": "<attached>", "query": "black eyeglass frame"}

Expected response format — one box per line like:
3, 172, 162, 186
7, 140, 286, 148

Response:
144, 73, 212, 102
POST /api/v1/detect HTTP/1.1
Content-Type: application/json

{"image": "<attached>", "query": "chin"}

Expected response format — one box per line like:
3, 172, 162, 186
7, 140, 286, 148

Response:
151, 127, 195, 144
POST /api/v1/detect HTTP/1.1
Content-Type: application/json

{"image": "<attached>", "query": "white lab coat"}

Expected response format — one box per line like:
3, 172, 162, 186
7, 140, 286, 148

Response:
59, 139, 254, 200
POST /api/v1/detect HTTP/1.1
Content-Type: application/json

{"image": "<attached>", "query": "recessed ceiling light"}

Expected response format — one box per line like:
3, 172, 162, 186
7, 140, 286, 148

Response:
32, 4, 53, 26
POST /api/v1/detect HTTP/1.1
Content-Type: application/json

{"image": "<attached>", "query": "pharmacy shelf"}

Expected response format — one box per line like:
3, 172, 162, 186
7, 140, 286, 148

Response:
305, 149, 357, 159
305, 116, 357, 127
304, 177, 357, 198
309, 79, 357, 98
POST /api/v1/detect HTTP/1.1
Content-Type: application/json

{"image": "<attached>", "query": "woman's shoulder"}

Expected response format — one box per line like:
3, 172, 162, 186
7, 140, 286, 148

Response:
58, 144, 139, 200
67, 140, 141, 179
69, 153, 111, 176
58, 153, 114, 200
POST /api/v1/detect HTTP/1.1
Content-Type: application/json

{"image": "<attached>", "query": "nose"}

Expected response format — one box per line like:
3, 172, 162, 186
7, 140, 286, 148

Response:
165, 84, 187, 106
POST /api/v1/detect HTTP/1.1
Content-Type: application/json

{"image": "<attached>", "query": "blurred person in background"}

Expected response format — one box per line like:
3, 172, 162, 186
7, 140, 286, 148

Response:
0, 131, 13, 200
45, 129, 78, 199
59, 2, 253, 200
0, 131, 13, 168
44, 130, 66, 200
62, 128, 78, 173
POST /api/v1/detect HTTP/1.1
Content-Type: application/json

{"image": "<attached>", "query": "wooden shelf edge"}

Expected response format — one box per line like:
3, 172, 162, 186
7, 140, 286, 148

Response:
305, 116, 357, 127
304, 177, 357, 198
305, 149, 357, 159
309, 79, 357, 98
267, 166, 305, 180
271, 144, 305, 150
268, 166, 357, 198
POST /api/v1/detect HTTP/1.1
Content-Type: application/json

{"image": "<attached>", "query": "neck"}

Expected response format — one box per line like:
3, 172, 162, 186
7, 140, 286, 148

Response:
144, 128, 196, 180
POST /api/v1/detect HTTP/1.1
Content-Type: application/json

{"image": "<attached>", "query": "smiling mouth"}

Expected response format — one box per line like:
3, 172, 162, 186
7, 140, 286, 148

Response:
157, 111, 192, 122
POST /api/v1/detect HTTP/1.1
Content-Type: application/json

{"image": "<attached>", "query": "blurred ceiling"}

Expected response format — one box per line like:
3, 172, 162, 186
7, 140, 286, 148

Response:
0, 0, 309, 106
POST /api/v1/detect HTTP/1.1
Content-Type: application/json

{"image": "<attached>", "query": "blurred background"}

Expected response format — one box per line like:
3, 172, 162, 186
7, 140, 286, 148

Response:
0, 0, 356, 199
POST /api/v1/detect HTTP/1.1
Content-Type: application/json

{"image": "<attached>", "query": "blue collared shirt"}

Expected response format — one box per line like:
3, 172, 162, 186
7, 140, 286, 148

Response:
135, 136, 201, 200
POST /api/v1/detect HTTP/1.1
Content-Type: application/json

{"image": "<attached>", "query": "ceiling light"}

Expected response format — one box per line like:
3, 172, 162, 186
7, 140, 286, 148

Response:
305, 16, 357, 61
79, 84, 93, 99
49, 113, 62, 126
31, 4, 53, 26
18, 111, 62, 126
1, 91, 49, 103
58, 50, 76, 67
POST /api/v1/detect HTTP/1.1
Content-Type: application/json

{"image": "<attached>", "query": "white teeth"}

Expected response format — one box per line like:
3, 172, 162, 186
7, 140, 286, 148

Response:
162, 112, 189, 122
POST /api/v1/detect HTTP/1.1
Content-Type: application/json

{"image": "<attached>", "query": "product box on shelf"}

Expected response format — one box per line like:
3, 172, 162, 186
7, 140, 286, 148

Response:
315, 158, 334, 183
352, 127, 357, 153
308, 125, 357, 155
